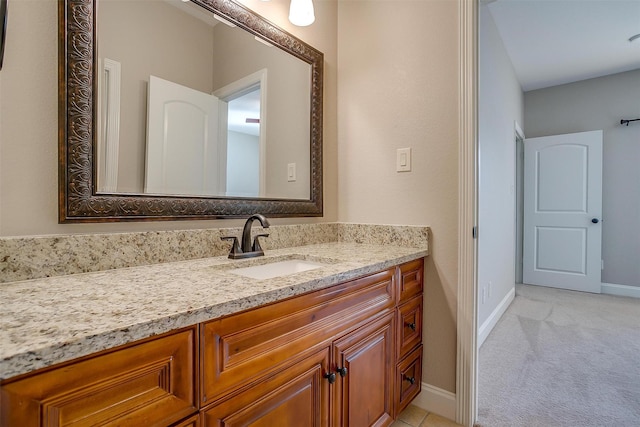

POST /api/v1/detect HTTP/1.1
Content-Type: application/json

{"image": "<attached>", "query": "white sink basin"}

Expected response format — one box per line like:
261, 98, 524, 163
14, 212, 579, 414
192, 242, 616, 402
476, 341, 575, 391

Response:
229, 259, 327, 280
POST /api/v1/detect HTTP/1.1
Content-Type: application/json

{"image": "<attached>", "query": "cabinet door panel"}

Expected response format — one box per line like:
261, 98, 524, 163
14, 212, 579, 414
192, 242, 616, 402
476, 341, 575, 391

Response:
1, 328, 197, 427
202, 347, 330, 427
333, 313, 394, 427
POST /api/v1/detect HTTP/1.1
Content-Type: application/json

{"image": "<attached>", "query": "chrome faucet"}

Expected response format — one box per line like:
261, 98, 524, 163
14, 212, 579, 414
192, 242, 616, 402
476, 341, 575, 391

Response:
221, 214, 271, 259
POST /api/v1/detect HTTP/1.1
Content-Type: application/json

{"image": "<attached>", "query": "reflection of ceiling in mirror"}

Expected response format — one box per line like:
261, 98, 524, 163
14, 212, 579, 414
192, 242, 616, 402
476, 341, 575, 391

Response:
228, 88, 261, 136
164, 0, 220, 27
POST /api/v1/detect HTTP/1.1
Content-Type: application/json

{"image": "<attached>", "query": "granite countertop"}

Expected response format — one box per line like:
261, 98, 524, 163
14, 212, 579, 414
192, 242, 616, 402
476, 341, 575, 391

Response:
0, 242, 427, 381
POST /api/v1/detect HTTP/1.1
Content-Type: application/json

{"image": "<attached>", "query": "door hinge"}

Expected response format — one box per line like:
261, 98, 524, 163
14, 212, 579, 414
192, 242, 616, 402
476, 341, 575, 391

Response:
472, 226, 477, 239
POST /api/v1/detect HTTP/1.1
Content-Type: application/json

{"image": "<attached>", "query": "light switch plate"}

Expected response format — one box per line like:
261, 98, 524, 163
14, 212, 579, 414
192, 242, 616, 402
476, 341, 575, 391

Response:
287, 163, 297, 182
396, 148, 411, 172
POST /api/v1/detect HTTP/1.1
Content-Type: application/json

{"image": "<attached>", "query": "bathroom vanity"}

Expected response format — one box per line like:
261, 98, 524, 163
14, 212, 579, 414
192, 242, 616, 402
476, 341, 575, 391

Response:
0, 244, 425, 426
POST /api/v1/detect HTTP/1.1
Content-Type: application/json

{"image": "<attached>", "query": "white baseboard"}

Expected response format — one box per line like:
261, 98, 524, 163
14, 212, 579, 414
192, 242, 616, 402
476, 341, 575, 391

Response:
602, 282, 640, 299
477, 287, 515, 348
411, 382, 456, 421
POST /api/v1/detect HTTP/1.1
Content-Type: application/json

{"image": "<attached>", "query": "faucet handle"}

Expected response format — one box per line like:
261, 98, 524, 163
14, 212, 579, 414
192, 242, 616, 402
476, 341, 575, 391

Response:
221, 236, 241, 259
252, 233, 270, 253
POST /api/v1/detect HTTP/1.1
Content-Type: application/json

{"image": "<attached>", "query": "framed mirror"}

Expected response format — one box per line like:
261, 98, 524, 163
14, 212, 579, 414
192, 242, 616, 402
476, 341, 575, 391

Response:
59, 0, 323, 222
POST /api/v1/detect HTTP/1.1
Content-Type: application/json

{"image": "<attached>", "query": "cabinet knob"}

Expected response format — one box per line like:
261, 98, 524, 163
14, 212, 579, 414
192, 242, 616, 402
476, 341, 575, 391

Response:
324, 372, 336, 384
407, 322, 416, 331
337, 367, 348, 377
404, 375, 416, 385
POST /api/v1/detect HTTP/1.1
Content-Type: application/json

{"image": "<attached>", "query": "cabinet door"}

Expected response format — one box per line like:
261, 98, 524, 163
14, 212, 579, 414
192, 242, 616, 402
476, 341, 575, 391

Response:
332, 313, 394, 427
0, 327, 197, 427
202, 347, 330, 427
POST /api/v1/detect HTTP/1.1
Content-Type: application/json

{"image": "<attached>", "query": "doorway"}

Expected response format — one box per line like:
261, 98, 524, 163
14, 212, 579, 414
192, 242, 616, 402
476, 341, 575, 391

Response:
214, 69, 268, 198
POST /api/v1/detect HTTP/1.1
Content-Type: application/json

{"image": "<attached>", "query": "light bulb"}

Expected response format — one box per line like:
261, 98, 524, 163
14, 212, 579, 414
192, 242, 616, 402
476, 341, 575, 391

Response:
289, 0, 315, 27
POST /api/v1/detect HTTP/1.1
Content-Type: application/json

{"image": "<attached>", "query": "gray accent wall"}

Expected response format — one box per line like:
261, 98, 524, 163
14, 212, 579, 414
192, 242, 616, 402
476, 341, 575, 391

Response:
524, 69, 640, 287
478, 5, 524, 328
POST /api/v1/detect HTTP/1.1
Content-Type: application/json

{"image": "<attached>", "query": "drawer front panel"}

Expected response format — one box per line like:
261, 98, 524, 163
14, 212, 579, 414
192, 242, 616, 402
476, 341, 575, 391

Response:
395, 345, 423, 417
1, 327, 197, 427
398, 259, 424, 303
201, 269, 394, 405
397, 295, 423, 359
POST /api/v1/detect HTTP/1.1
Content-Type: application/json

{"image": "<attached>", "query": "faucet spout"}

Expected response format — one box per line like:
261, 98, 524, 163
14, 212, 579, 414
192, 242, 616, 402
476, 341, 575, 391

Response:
241, 214, 271, 253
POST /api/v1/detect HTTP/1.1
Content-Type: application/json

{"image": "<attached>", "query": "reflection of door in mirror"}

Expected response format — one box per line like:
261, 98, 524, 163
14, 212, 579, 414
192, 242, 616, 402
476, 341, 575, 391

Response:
145, 76, 221, 196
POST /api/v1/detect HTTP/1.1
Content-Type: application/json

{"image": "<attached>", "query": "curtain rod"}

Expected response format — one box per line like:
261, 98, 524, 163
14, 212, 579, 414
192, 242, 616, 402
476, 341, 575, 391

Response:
620, 118, 640, 126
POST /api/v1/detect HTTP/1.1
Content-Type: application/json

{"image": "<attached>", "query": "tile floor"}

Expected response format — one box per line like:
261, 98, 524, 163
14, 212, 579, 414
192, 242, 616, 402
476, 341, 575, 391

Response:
392, 404, 463, 427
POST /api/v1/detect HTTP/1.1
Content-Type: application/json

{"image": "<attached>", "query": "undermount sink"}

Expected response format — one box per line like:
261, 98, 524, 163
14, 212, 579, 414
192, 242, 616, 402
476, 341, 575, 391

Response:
228, 259, 327, 280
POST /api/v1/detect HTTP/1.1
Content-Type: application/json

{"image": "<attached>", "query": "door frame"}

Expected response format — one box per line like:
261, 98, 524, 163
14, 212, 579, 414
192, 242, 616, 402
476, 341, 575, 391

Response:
515, 122, 525, 284
456, 0, 478, 425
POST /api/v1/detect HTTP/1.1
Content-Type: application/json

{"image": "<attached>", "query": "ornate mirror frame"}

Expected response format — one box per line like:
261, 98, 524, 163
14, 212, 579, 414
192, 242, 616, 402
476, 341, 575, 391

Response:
58, 0, 323, 222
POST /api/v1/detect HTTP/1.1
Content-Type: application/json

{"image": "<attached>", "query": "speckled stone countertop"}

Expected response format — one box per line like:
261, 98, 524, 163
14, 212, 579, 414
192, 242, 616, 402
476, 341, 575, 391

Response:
0, 242, 427, 381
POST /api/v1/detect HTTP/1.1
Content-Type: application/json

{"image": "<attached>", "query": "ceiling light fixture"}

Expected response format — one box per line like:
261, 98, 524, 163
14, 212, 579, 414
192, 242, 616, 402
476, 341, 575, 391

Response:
289, 0, 315, 27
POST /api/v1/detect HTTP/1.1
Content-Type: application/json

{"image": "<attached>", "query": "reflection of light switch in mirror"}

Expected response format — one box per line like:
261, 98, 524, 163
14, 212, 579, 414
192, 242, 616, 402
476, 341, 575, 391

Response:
396, 148, 411, 172
288, 163, 297, 182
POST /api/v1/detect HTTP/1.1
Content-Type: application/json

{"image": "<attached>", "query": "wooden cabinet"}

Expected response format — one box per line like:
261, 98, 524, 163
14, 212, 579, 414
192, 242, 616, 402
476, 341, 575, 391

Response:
1, 259, 424, 427
0, 327, 197, 427
201, 259, 424, 426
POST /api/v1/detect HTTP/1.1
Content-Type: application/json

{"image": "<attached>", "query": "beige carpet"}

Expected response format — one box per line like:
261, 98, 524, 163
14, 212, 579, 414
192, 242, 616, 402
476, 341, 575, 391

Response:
477, 284, 640, 426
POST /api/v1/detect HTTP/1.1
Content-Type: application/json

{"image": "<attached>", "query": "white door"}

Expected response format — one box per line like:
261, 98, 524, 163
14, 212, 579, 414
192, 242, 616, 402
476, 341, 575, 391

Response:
145, 76, 219, 196
523, 130, 603, 293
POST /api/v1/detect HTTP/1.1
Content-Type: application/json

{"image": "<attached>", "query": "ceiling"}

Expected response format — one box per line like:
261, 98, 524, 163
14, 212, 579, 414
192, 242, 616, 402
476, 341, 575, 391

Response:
487, 0, 640, 91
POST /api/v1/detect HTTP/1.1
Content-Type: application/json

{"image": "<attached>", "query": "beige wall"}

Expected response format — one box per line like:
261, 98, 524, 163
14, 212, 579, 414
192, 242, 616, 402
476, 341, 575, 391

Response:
337, 1, 459, 392
0, 0, 337, 236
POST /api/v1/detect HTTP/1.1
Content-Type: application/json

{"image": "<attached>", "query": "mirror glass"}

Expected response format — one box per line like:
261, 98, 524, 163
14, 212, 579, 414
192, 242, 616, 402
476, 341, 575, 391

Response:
96, 0, 311, 200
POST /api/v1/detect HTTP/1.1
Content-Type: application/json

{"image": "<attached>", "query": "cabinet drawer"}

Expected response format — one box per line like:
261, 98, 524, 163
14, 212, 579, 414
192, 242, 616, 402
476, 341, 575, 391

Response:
201, 268, 395, 405
0, 327, 197, 427
397, 294, 423, 359
395, 345, 423, 417
398, 259, 424, 303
